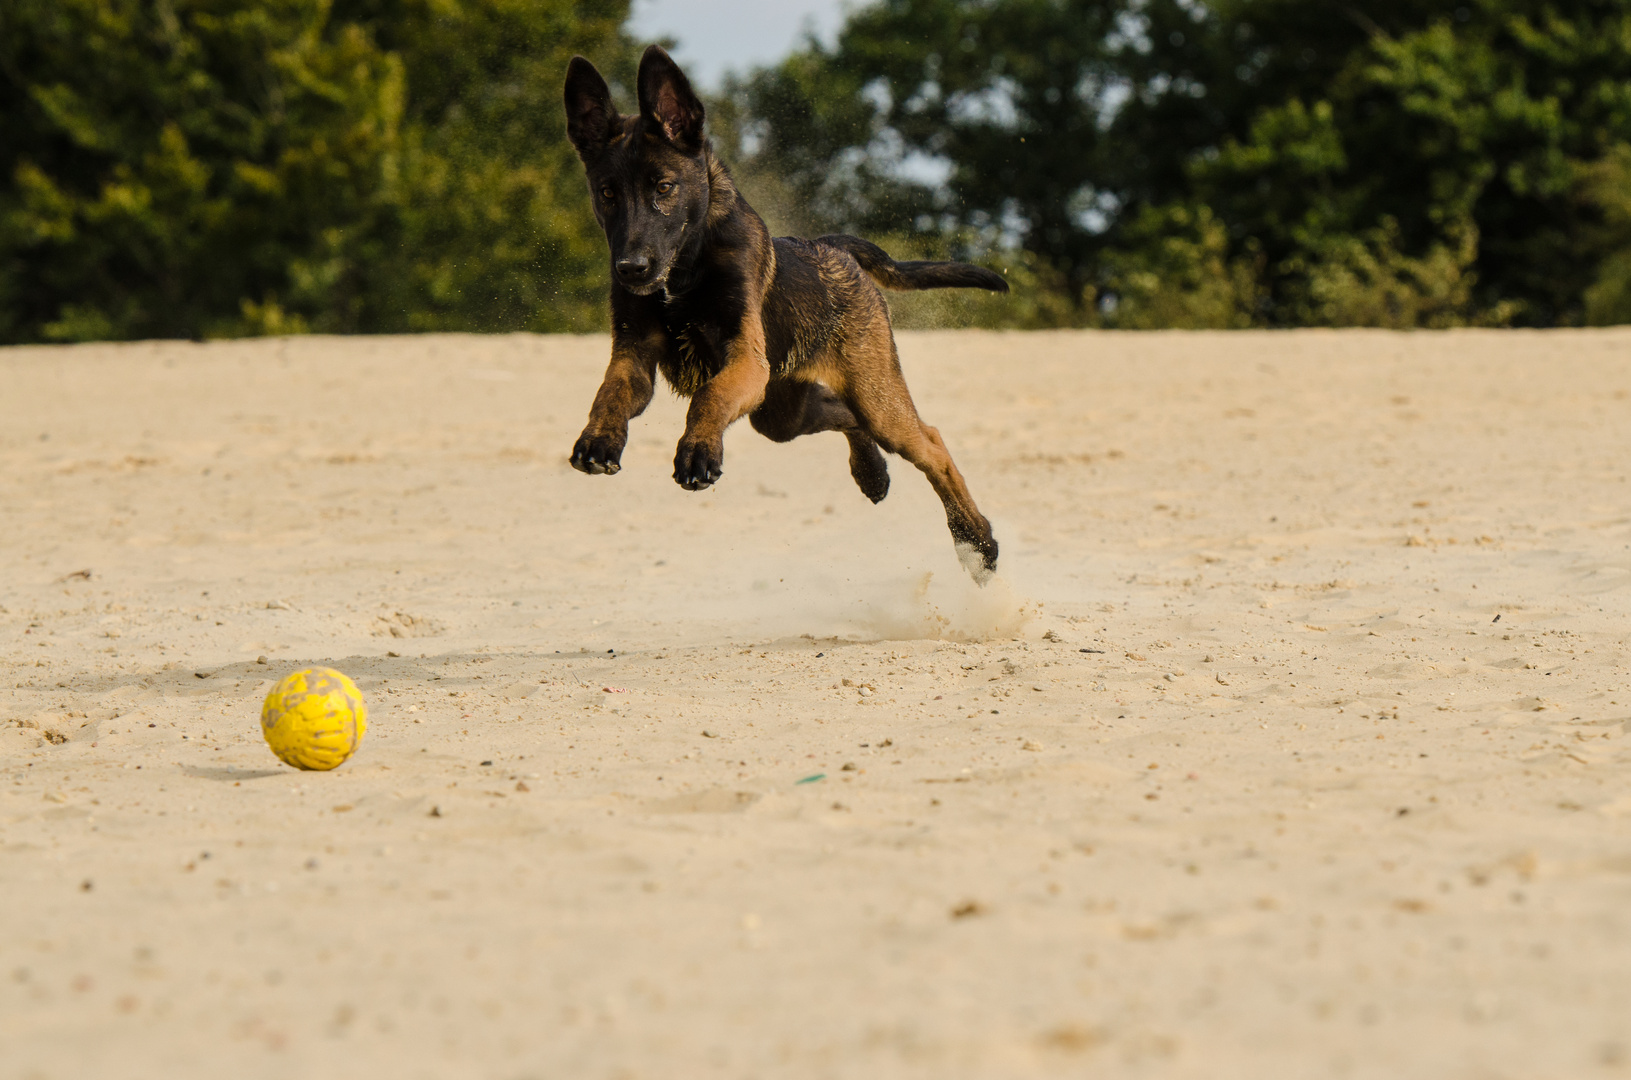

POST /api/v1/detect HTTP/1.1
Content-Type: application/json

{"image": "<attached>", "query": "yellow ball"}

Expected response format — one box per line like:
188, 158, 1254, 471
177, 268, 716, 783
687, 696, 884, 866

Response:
260, 667, 368, 771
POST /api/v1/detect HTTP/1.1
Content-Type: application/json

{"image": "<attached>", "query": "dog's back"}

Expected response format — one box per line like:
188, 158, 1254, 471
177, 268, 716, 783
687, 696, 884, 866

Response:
763, 234, 1007, 376
762, 236, 882, 376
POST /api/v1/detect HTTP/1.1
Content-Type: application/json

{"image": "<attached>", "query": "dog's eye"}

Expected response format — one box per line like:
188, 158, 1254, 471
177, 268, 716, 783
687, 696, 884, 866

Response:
600, 187, 615, 202
655, 180, 674, 195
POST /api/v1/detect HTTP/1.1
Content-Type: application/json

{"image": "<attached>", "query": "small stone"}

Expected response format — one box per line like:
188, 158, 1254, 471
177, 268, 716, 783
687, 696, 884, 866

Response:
256, 656, 268, 664
515, 781, 530, 793
840, 762, 857, 771
1022, 740, 1043, 752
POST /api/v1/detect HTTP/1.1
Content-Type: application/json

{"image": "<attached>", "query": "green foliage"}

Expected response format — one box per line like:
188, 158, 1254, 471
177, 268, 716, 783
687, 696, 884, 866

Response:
0, 0, 631, 343
730, 0, 1631, 328
1100, 204, 1261, 329
9, 1, 1631, 339
1579, 144, 1631, 325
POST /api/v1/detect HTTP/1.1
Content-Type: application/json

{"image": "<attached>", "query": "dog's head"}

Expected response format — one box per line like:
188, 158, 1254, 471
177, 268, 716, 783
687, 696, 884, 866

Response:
564, 46, 713, 296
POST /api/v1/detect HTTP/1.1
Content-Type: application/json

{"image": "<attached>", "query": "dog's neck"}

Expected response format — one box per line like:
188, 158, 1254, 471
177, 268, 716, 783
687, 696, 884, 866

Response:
704, 150, 737, 226
660, 147, 761, 302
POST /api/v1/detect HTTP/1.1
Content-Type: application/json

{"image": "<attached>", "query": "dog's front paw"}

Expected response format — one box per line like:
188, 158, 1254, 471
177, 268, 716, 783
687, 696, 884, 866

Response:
673, 439, 723, 490
570, 431, 624, 475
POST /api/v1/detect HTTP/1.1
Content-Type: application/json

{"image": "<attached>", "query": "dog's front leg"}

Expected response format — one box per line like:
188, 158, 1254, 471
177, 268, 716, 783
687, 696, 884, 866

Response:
673, 315, 769, 490
571, 331, 661, 475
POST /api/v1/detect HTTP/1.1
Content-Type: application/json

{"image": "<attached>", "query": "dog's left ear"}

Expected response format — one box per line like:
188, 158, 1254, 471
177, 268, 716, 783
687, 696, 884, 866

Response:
637, 45, 705, 150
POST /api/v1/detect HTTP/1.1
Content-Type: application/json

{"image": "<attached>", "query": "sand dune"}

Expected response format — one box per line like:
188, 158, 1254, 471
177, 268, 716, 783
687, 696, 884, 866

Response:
2, 329, 1629, 1078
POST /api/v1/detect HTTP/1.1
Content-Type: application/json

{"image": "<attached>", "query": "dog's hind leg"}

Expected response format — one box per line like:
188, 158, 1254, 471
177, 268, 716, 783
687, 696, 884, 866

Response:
845, 433, 890, 504
843, 340, 997, 581
751, 378, 891, 503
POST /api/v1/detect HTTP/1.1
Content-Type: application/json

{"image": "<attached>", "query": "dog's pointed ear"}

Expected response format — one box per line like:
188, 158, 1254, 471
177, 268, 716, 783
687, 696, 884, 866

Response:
564, 56, 619, 159
637, 45, 705, 150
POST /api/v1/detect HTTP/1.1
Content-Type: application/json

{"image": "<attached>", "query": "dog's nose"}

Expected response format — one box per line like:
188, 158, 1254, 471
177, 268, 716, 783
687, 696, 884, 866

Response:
615, 257, 652, 283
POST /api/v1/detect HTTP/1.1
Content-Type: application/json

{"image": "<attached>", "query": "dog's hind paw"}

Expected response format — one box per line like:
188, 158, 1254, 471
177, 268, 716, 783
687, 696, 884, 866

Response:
849, 439, 890, 504
673, 439, 723, 490
955, 540, 997, 586
571, 431, 624, 475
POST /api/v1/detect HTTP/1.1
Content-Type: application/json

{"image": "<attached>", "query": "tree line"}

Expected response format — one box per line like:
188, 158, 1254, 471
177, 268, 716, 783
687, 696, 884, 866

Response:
4, 0, 1629, 342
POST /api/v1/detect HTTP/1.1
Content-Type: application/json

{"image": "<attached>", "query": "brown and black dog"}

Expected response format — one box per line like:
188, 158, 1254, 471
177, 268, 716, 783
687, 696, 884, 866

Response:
563, 45, 1008, 580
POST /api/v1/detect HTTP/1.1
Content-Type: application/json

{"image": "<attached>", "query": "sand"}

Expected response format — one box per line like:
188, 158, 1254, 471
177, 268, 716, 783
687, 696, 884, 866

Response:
2, 328, 1629, 1079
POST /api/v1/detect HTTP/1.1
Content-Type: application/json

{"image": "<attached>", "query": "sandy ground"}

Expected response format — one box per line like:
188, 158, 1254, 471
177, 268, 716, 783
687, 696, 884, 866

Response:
2, 328, 1629, 1079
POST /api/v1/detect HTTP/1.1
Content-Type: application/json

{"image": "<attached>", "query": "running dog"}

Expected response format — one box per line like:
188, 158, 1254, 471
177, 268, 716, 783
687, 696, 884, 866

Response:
563, 45, 1008, 580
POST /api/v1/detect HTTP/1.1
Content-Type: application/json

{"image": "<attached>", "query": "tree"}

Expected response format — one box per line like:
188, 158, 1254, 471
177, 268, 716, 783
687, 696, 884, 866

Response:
0, 0, 633, 343
727, 0, 1631, 327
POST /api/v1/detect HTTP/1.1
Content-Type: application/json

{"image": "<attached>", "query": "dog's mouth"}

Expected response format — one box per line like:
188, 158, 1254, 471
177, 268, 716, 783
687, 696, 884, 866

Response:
615, 257, 674, 296
620, 276, 669, 296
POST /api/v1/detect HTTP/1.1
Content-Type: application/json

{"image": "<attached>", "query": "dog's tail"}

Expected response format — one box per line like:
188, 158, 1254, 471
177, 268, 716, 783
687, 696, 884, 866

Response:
817, 234, 1009, 293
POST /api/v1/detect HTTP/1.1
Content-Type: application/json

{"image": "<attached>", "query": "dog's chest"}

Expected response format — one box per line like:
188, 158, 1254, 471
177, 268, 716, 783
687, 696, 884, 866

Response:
658, 309, 723, 397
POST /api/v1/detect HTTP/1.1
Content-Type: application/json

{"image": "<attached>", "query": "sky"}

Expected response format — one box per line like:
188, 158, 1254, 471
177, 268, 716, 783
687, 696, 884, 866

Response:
627, 0, 851, 89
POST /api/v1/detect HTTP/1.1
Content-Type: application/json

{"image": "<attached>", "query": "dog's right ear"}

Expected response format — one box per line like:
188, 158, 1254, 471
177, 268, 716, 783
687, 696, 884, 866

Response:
564, 56, 619, 159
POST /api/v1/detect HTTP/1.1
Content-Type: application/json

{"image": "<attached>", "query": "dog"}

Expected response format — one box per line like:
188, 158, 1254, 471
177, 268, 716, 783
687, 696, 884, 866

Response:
562, 45, 1009, 580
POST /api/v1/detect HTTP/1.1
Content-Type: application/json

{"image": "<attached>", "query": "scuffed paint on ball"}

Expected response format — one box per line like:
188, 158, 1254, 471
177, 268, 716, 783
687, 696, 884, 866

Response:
260, 667, 368, 771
